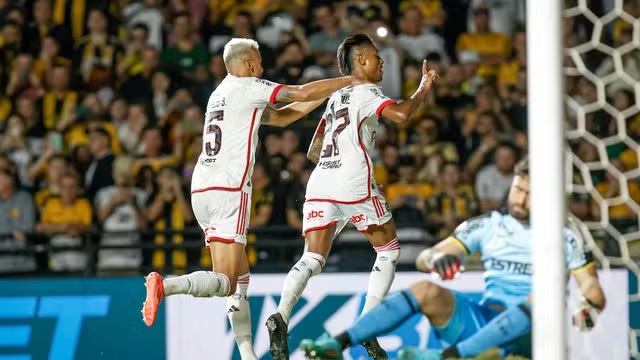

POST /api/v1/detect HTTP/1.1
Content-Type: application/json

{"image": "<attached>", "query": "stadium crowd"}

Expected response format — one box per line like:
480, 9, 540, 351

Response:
0, 0, 637, 275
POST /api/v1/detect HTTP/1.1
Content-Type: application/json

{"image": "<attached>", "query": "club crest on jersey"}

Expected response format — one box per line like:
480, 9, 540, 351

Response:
341, 94, 350, 104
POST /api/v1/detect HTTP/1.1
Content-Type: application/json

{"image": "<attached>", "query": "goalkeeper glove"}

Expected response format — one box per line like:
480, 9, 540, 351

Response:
572, 296, 601, 332
416, 249, 464, 280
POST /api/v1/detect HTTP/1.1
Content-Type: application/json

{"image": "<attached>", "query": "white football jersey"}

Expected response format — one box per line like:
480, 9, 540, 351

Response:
306, 83, 395, 203
191, 75, 282, 193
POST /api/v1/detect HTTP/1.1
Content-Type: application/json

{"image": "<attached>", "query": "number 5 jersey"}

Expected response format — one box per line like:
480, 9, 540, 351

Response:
191, 75, 282, 194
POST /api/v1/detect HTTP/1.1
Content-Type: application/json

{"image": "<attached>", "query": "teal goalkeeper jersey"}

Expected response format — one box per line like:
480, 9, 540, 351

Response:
451, 211, 594, 308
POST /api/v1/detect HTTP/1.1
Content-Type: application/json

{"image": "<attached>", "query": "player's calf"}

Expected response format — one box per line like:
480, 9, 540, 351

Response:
268, 252, 326, 360
362, 238, 400, 313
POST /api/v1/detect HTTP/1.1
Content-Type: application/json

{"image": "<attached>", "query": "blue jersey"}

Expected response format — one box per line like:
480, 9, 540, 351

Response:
451, 211, 593, 307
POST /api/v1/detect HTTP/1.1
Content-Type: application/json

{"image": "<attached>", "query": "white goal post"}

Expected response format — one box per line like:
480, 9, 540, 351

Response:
527, 0, 567, 359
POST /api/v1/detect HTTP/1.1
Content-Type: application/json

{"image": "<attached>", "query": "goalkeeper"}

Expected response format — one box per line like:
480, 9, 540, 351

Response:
300, 157, 606, 360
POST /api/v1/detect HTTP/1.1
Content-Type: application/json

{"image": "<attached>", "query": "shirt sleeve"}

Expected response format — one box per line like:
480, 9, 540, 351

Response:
249, 78, 284, 106
564, 227, 594, 272
314, 118, 327, 135
360, 85, 396, 119
450, 215, 491, 254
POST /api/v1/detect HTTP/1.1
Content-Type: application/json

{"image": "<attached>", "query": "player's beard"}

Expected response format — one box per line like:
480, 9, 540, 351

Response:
508, 202, 530, 222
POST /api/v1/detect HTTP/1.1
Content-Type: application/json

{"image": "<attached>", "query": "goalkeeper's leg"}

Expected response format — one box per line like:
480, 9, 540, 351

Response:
300, 280, 457, 355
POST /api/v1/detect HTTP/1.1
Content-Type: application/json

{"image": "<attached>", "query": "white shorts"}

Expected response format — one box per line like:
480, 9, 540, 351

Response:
302, 194, 392, 237
191, 189, 251, 245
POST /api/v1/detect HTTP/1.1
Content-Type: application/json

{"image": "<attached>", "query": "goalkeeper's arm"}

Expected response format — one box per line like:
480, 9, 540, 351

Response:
571, 264, 606, 331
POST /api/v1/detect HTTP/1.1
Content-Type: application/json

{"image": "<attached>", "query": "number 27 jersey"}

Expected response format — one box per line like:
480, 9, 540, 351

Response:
306, 83, 395, 203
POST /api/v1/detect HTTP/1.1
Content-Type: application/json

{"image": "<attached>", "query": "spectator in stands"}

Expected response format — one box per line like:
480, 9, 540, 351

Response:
134, 126, 180, 173
95, 155, 147, 273
309, 4, 350, 67
33, 154, 68, 213
146, 166, 193, 273
467, 0, 523, 36
285, 162, 312, 231
387, 155, 433, 227
161, 11, 209, 86
84, 126, 114, 201
498, 26, 526, 99
0, 166, 36, 273
375, 143, 400, 186
39, 63, 77, 132
250, 162, 276, 229
427, 161, 478, 237
397, 6, 448, 64
116, 24, 151, 82
456, 3, 510, 79
1, 114, 34, 187
123, 0, 164, 51
36, 170, 91, 272
6, 54, 43, 99
475, 142, 518, 212
73, 9, 124, 94
409, 116, 459, 182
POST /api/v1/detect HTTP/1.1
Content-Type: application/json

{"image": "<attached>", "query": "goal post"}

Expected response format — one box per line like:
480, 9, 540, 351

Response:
527, 0, 567, 359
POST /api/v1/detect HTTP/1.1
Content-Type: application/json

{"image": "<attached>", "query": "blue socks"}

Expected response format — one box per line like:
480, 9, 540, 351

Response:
338, 290, 420, 348
454, 302, 532, 358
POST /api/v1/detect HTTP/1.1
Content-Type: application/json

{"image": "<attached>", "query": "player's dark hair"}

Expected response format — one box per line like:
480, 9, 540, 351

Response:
515, 156, 529, 176
337, 33, 375, 76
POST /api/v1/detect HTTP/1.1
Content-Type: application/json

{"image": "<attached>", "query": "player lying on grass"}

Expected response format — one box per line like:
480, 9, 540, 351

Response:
266, 33, 438, 360
299, 157, 606, 360
141, 37, 364, 360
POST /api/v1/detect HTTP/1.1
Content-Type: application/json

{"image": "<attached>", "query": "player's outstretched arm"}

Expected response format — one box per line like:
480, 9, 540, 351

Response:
260, 98, 326, 127
380, 60, 437, 124
571, 265, 606, 331
274, 76, 361, 103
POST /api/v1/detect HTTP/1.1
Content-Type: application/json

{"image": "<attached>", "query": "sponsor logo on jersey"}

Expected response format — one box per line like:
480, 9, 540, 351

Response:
306, 210, 324, 220
341, 94, 350, 104
207, 97, 226, 110
318, 160, 342, 169
255, 78, 275, 86
485, 257, 532, 275
350, 214, 365, 223
369, 88, 384, 98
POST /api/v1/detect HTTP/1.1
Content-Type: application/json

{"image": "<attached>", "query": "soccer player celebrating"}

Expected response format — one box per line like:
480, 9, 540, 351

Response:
266, 34, 438, 360
299, 157, 606, 360
141, 38, 364, 360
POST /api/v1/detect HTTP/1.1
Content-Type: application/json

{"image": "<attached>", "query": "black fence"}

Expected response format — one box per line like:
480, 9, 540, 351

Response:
0, 226, 442, 277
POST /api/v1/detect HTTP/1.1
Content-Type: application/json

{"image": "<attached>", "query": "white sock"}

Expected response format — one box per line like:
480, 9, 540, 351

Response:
362, 239, 400, 314
227, 273, 257, 360
277, 252, 325, 324
163, 271, 229, 297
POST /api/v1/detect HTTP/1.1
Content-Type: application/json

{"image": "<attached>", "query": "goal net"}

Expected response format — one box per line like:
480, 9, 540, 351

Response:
564, 0, 640, 357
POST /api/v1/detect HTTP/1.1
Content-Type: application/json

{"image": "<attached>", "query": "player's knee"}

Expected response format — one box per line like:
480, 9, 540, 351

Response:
372, 237, 400, 258
296, 252, 326, 276
410, 280, 444, 307
217, 271, 238, 295
226, 279, 238, 296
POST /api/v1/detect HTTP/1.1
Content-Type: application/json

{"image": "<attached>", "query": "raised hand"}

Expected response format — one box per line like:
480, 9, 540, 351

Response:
418, 59, 438, 94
